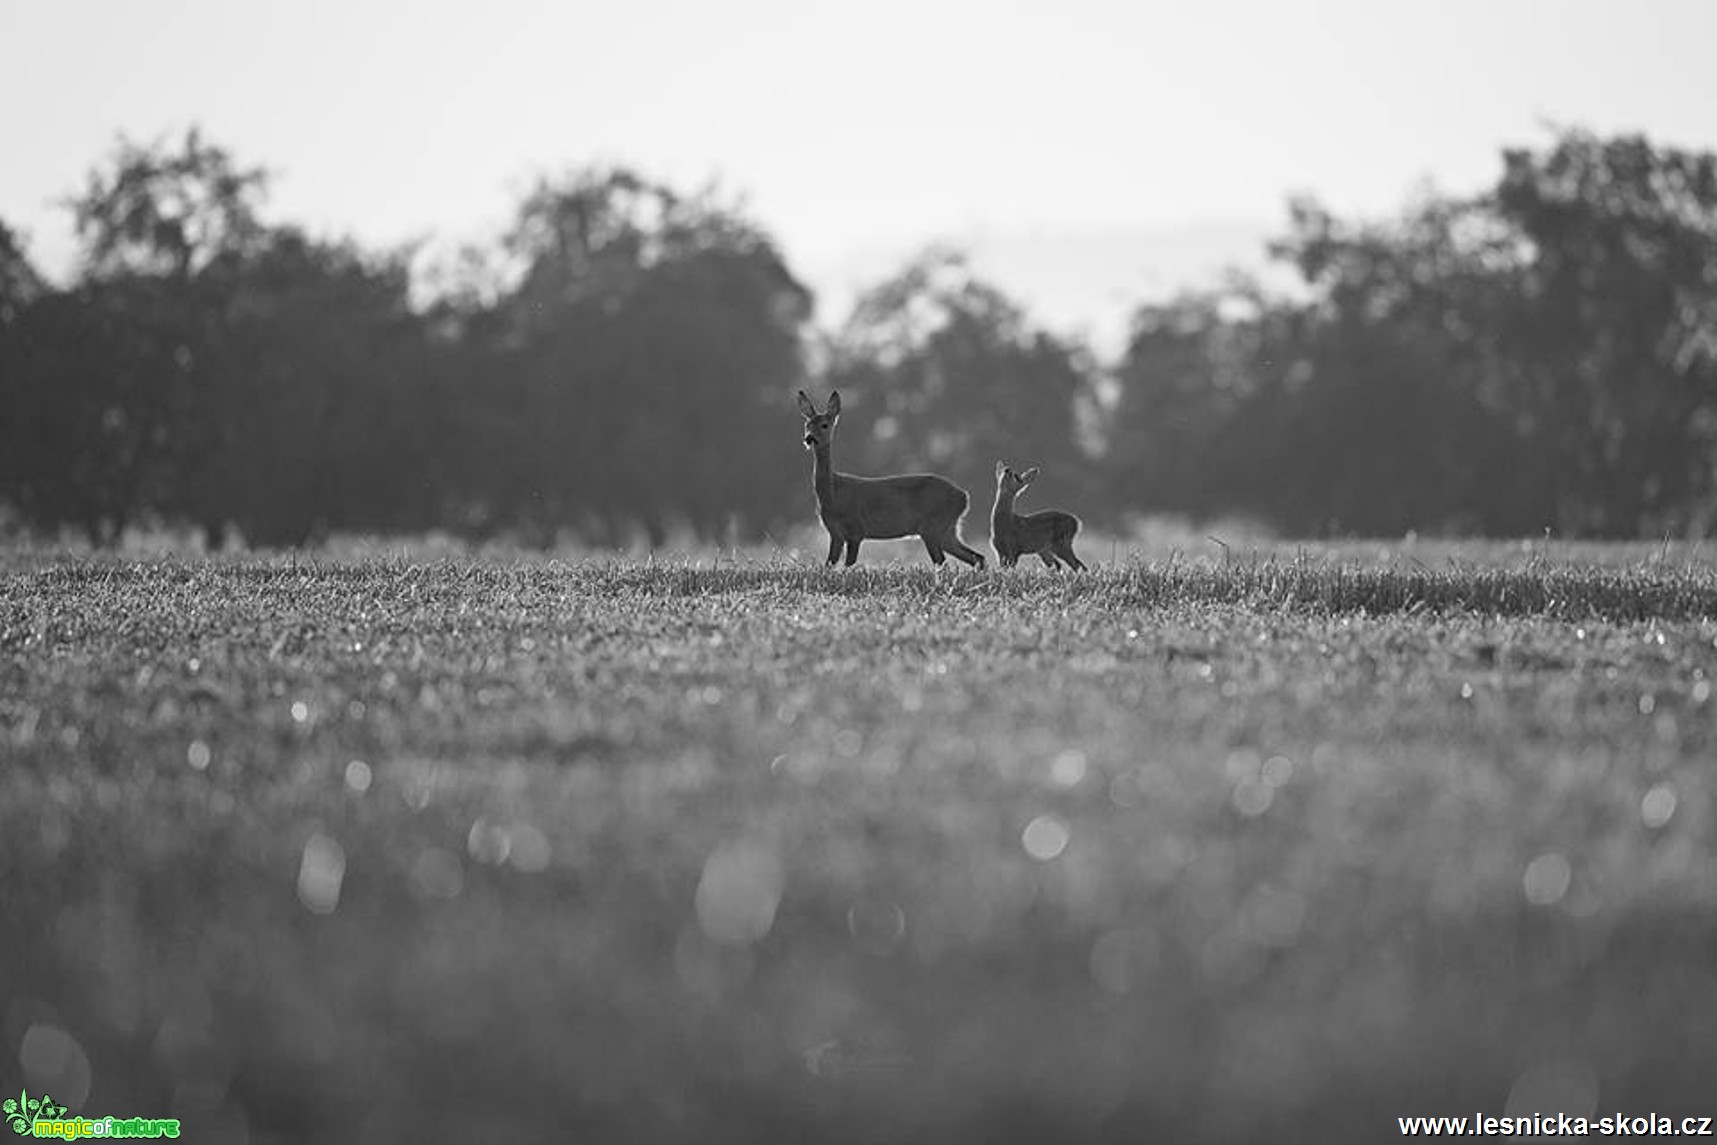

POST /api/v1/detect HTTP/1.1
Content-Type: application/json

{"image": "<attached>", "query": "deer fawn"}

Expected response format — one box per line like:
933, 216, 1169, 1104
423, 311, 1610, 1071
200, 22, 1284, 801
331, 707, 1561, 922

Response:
991, 462, 1087, 570
798, 390, 986, 568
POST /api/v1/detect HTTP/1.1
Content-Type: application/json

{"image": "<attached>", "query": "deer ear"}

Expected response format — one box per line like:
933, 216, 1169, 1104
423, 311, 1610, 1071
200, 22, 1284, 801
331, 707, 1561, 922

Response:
995, 460, 1007, 478
826, 390, 842, 417
1020, 467, 1040, 485
797, 390, 818, 418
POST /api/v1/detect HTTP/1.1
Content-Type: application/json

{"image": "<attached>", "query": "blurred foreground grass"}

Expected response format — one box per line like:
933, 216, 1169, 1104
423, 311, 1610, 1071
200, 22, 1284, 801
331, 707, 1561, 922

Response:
4, 545, 1717, 1142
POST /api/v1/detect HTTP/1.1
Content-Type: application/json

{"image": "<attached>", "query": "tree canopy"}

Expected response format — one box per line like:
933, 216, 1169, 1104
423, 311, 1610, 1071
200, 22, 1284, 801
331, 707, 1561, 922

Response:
5, 125, 1717, 545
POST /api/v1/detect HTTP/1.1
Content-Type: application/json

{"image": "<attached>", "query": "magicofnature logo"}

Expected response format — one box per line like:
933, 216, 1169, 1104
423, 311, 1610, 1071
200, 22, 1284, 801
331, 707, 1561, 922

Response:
5, 1092, 67, 1136
4, 1089, 180, 1139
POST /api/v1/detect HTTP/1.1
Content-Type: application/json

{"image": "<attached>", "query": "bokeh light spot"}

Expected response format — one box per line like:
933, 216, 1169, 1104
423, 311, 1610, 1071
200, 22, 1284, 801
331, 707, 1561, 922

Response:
1049, 749, 1087, 789
847, 898, 907, 955
1641, 784, 1677, 829
1523, 852, 1572, 906
20, 1024, 92, 1106
1022, 814, 1071, 861
695, 839, 784, 946
507, 824, 553, 873
296, 833, 346, 915
402, 764, 435, 811
1224, 749, 1261, 783
467, 817, 511, 865
1261, 755, 1294, 787
1232, 779, 1274, 818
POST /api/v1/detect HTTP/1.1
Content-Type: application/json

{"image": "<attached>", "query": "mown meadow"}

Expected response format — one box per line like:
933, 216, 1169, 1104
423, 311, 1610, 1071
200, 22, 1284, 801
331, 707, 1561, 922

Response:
3, 541, 1717, 1141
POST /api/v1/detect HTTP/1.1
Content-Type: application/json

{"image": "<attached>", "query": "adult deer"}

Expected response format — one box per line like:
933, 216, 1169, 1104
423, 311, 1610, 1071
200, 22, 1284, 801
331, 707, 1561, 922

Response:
797, 390, 985, 568
991, 462, 1087, 570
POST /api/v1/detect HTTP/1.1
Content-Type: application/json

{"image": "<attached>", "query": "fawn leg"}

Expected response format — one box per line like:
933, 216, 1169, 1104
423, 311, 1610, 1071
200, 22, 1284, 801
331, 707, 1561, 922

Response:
1055, 541, 1087, 571
826, 533, 843, 566
1039, 551, 1060, 569
921, 535, 947, 565
844, 538, 862, 566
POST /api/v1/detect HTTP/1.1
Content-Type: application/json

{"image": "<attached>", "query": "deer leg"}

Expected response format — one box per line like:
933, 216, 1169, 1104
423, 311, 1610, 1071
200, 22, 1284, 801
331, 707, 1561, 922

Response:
844, 538, 862, 566
1039, 551, 1060, 569
1054, 540, 1087, 571
921, 535, 946, 565
942, 532, 986, 569
826, 532, 843, 567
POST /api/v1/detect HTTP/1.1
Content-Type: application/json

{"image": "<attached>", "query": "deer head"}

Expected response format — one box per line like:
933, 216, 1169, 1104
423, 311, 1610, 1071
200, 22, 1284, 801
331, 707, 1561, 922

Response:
996, 462, 1040, 496
798, 390, 842, 450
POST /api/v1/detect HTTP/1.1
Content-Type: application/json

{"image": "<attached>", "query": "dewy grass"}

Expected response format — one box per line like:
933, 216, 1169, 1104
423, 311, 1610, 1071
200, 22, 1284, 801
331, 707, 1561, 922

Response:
3, 545, 1717, 1141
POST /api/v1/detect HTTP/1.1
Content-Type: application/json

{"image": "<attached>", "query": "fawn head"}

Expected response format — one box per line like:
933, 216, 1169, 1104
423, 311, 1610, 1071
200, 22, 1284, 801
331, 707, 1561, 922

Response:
995, 462, 1040, 496
798, 389, 842, 450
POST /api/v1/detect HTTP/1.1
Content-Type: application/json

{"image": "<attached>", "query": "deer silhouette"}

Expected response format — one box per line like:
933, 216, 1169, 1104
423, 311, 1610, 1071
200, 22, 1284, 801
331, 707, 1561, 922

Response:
798, 390, 985, 568
991, 462, 1087, 570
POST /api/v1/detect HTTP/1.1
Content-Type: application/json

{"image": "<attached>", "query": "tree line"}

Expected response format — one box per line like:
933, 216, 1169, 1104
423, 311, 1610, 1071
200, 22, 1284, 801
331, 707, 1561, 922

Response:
3, 125, 1716, 547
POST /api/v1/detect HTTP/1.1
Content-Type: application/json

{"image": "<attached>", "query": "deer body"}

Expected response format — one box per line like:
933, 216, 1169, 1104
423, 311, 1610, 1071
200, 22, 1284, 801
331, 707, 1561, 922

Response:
799, 390, 985, 568
992, 463, 1087, 570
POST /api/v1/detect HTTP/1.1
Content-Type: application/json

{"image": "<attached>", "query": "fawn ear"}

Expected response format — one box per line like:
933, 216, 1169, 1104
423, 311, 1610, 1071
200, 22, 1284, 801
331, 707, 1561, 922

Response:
995, 460, 1007, 479
826, 390, 842, 417
797, 390, 819, 418
1020, 467, 1040, 485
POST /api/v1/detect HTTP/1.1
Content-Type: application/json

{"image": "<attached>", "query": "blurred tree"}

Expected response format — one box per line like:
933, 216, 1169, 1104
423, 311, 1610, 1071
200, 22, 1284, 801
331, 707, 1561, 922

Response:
0, 224, 52, 531
188, 230, 439, 546
0, 220, 43, 319
1490, 130, 1717, 534
1109, 128, 1717, 539
1110, 196, 1539, 535
825, 248, 1096, 506
1106, 285, 1277, 523
480, 167, 813, 544
4, 199, 210, 543
1, 282, 181, 543
14, 129, 282, 545
70, 128, 268, 282
1245, 196, 1531, 534
9, 125, 1717, 547
37, 131, 446, 548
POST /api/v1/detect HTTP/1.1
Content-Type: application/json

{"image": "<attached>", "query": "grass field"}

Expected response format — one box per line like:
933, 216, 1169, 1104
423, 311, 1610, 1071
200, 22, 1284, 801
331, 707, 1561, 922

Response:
4, 542, 1717, 1142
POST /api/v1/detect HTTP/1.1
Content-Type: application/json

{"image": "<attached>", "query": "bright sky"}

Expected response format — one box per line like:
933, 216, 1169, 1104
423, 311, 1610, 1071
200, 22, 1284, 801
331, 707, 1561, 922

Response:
5, 0, 1716, 338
